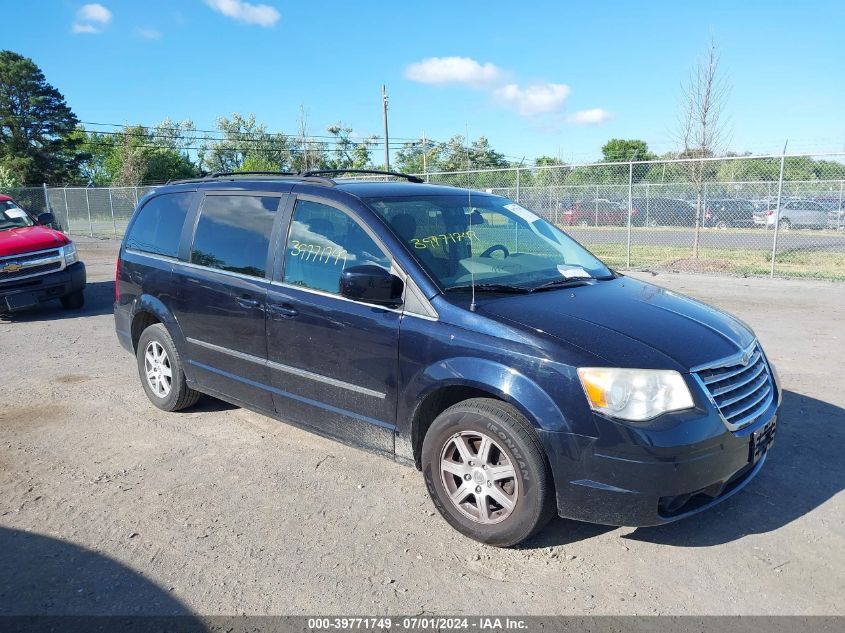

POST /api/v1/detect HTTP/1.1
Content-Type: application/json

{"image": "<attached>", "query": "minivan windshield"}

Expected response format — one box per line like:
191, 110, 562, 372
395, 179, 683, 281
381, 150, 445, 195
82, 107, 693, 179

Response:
0, 200, 35, 231
366, 194, 613, 291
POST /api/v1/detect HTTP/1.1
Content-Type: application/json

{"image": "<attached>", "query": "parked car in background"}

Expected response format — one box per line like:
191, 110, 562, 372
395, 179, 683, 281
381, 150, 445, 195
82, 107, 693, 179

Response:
705, 199, 759, 229
755, 199, 830, 230
0, 194, 86, 313
631, 197, 697, 227
560, 199, 630, 226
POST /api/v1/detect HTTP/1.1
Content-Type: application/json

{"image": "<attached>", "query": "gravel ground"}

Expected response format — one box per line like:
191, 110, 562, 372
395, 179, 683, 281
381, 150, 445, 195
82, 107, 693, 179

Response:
1, 237, 843, 616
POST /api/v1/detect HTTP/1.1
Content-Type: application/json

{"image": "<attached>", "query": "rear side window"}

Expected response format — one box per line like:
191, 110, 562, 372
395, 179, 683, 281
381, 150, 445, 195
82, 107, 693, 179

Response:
190, 195, 279, 278
125, 192, 192, 257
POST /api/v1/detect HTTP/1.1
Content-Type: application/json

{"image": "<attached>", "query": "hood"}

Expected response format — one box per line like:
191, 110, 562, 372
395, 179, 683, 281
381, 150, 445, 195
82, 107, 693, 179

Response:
479, 276, 754, 371
0, 225, 68, 257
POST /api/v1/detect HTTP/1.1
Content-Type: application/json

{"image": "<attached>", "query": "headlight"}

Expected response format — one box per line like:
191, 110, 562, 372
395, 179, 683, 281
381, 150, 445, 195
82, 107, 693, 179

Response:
577, 368, 694, 422
61, 243, 78, 266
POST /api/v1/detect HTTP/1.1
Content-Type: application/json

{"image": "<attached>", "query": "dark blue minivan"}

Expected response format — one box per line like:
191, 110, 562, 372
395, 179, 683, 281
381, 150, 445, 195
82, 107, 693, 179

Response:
114, 171, 780, 546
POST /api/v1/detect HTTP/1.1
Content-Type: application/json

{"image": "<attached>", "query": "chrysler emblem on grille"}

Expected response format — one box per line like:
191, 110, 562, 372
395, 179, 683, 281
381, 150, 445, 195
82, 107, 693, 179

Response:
741, 350, 751, 365
0, 262, 22, 273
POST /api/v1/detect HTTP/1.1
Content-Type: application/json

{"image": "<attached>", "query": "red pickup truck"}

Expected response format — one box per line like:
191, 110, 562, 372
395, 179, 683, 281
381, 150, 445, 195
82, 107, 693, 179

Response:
0, 194, 86, 313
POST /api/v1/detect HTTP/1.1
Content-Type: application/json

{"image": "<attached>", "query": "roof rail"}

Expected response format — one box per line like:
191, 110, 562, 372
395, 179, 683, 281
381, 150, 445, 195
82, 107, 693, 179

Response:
207, 171, 335, 186
302, 169, 424, 184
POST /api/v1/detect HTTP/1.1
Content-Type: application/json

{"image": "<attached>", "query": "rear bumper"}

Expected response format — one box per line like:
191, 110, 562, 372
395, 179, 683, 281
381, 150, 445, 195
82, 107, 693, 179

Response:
1, 262, 86, 312
538, 404, 778, 527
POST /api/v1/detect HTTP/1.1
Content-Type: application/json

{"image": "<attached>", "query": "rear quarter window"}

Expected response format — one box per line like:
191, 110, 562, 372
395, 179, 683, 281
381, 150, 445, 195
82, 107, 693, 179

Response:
125, 192, 193, 257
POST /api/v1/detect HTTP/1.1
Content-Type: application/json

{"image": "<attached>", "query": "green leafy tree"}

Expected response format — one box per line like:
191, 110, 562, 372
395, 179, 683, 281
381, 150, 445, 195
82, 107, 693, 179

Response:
0, 163, 21, 188
601, 139, 655, 162
394, 138, 441, 174
0, 50, 86, 183
199, 113, 290, 173
326, 124, 376, 170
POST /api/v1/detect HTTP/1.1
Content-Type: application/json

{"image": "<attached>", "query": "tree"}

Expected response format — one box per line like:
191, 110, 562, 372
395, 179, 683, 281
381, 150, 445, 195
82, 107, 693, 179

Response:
0, 50, 86, 183
601, 139, 654, 162
0, 163, 20, 188
394, 138, 441, 174
326, 123, 376, 170
676, 39, 730, 258
106, 122, 198, 185
199, 113, 290, 173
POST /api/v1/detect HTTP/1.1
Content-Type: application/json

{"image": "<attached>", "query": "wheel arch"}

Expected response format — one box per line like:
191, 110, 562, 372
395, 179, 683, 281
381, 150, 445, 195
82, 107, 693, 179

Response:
405, 357, 568, 468
129, 295, 193, 380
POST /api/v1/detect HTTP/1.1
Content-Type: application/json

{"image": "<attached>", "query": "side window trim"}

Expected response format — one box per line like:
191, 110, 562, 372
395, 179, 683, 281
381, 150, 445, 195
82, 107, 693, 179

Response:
188, 190, 285, 280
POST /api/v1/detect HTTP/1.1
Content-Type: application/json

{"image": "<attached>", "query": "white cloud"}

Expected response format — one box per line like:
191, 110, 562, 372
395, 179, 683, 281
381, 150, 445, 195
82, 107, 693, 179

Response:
137, 27, 162, 40
72, 23, 99, 34
72, 3, 112, 34
205, 0, 280, 27
566, 108, 613, 125
494, 83, 571, 116
404, 57, 503, 87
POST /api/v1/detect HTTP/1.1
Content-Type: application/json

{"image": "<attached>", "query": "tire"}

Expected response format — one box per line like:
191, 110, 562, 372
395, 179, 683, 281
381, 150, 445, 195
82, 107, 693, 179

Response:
136, 323, 201, 412
421, 398, 555, 547
60, 289, 84, 310
715, 220, 728, 230
577, 219, 591, 227
778, 219, 791, 231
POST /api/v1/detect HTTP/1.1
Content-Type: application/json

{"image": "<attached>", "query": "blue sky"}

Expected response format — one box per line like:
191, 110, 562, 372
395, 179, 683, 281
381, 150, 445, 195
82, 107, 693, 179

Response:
5, 0, 845, 163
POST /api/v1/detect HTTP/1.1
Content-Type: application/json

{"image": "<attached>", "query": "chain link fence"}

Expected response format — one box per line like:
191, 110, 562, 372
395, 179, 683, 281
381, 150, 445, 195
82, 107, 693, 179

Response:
421, 152, 845, 281
4, 152, 844, 280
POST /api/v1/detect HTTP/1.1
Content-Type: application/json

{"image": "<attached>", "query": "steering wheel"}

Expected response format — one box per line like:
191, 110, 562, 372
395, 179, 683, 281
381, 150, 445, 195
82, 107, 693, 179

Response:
479, 244, 510, 259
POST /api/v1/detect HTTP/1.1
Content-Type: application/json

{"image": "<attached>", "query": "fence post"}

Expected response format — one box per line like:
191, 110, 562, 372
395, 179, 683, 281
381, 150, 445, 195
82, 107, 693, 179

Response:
626, 160, 634, 269
85, 188, 93, 237
109, 187, 117, 236
838, 180, 844, 232
593, 185, 599, 226
515, 168, 520, 203
42, 183, 49, 214
63, 187, 70, 233
133, 186, 139, 208
769, 144, 788, 278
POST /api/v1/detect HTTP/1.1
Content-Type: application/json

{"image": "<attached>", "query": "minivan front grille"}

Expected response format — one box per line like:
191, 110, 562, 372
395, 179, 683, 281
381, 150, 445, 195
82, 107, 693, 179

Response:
695, 343, 775, 430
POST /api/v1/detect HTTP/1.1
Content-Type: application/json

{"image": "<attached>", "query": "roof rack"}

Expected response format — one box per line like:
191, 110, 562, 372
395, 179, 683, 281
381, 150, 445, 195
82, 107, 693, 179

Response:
208, 171, 335, 186
302, 169, 424, 183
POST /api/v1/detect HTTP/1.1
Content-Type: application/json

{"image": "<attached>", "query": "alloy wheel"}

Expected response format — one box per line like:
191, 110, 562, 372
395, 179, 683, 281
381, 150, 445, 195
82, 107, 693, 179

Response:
439, 430, 519, 524
144, 341, 172, 398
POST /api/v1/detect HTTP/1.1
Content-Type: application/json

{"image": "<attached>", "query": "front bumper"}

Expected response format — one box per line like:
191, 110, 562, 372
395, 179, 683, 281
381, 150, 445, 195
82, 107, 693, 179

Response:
538, 400, 779, 527
1, 262, 86, 312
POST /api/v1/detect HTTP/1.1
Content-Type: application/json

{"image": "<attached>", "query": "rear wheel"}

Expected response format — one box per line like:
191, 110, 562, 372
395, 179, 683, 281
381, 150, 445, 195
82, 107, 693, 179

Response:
421, 398, 555, 547
715, 220, 728, 230
778, 218, 791, 231
60, 290, 84, 310
136, 323, 200, 412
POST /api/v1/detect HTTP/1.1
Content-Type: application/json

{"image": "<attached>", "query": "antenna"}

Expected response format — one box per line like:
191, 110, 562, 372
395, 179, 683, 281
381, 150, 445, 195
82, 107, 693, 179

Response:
465, 123, 476, 312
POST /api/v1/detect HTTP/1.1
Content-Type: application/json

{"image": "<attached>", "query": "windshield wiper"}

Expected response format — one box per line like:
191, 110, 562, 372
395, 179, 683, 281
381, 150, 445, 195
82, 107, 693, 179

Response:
528, 277, 596, 293
445, 283, 530, 294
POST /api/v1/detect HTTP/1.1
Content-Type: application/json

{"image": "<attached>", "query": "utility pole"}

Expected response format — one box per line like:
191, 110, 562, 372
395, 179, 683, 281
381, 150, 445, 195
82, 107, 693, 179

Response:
382, 85, 390, 171
422, 130, 427, 174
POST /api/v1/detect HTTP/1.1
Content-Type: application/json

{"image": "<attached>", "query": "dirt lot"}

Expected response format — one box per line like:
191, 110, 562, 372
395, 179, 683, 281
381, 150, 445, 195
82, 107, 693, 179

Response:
1, 237, 843, 616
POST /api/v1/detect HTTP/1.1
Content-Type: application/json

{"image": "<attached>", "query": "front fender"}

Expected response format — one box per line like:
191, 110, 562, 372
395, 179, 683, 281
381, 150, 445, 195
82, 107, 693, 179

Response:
409, 356, 572, 434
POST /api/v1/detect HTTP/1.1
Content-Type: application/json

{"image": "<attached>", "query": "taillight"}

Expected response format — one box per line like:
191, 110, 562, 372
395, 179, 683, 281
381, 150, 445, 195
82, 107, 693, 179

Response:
766, 209, 775, 216
631, 207, 638, 215
115, 255, 121, 302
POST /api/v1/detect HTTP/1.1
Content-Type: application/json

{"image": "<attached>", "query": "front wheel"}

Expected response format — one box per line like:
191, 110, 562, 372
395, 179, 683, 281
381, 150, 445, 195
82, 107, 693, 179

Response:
421, 398, 555, 547
778, 219, 791, 231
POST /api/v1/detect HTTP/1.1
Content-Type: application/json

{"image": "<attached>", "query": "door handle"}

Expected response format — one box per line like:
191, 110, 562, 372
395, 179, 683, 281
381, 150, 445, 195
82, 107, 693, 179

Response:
236, 297, 262, 309
268, 303, 298, 318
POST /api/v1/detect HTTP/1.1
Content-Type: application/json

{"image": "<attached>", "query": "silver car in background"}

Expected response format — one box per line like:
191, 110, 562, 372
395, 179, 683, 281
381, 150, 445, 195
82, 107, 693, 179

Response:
755, 199, 831, 230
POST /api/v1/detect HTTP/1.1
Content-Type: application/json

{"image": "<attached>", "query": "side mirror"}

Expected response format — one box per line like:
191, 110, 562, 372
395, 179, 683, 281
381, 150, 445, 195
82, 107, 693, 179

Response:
340, 265, 403, 306
37, 212, 55, 225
